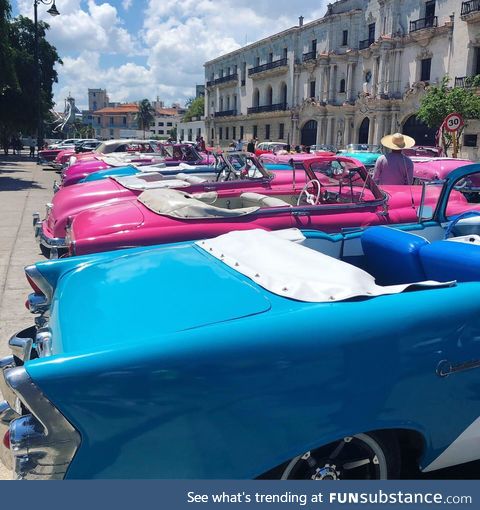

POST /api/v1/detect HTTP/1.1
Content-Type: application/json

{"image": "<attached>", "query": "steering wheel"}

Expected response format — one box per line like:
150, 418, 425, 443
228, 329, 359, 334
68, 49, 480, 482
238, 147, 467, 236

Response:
297, 179, 322, 206
444, 210, 480, 239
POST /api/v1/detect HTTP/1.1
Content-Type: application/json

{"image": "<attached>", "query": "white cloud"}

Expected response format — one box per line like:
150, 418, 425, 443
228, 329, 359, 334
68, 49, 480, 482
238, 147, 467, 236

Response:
17, 0, 330, 110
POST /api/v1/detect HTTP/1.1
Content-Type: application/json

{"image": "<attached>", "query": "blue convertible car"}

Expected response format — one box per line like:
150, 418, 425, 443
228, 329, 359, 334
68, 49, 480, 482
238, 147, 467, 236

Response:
1, 164, 480, 480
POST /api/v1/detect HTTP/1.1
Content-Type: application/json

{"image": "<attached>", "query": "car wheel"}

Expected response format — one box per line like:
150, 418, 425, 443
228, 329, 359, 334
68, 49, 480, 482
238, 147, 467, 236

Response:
280, 432, 400, 480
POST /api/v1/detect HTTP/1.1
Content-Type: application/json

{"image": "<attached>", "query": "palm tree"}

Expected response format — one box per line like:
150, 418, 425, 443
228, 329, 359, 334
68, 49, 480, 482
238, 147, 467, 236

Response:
136, 99, 155, 139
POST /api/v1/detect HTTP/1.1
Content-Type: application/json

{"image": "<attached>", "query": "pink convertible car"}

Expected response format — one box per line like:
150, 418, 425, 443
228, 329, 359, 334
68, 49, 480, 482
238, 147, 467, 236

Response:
65, 156, 471, 257
36, 153, 307, 257
59, 142, 213, 189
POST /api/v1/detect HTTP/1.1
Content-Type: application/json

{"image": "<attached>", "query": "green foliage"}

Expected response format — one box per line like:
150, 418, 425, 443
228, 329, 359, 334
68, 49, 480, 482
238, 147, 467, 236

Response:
0, 12, 62, 150
183, 96, 204, 122
136, 98, 155, 139
417, 76, 480, 155
0, 0, 17, 97
168, 126, 177, 140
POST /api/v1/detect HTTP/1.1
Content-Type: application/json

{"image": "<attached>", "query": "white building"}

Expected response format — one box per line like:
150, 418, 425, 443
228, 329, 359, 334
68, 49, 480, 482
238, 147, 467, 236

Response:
150, 107, 184, 139
205, 0, 480, 158
177, 118, 207, 143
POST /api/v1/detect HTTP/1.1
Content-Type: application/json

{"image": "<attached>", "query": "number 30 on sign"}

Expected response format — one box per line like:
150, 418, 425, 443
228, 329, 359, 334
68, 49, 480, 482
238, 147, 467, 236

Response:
444, 113, 464, 132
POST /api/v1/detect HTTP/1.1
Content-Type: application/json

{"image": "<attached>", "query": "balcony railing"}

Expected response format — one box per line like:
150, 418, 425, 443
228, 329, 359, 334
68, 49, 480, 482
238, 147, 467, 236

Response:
462, 0, 480, 16
302, 51, 317, 62
214, 110, 237, 117
247, 103, 288, 114
248, 58, 288, 76
455, 75, 480, 88
409, 16, 438, 32
206, 73, 238, 87
359, 38, 374, 49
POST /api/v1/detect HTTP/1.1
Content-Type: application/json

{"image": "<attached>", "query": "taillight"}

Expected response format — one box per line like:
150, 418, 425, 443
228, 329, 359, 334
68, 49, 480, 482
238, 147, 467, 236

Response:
3, 430, 10, 449
26, 273, 44, 295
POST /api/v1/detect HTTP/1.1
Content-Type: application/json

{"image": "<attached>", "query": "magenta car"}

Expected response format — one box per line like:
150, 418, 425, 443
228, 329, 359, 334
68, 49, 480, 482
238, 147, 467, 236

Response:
60, 143, 213, 189
413, 157, 473, 182
36, 153, 309, 257
65, 156, 470, 257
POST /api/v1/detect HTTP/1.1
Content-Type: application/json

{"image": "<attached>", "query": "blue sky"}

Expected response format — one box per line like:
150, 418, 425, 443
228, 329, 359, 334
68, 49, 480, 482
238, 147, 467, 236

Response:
13, 0, 329, 111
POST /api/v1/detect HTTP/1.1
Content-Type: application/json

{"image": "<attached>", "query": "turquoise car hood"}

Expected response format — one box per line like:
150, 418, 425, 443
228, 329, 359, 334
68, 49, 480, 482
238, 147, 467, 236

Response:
342, 152, 381, 166
49, 244, 271, 356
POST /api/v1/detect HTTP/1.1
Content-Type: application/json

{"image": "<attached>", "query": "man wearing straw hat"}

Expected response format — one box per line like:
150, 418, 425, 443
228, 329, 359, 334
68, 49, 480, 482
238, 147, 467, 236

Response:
374, 132, 416, 185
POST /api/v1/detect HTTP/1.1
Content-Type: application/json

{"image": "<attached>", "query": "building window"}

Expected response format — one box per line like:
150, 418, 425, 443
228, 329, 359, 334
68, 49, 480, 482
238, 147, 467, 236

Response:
159, 130, 164, 134
265, 124, 270, 140
253, 125, 258, 139
123, 116, 127, 125
93, 101, 97, 110
310, 80, 316, 98
227, 66, 230, 75
312, 39, 317, 53
279, 123, 285, 140
420, 58, 431, 82
226, 127, 229, 140
211, 128, 214, 143
188, 129, 193, 141
368, 23, 375, 44
342, 30, 348, 46
425, 0, 436, 22
268, 52, 273, 63
219, 127, 223, 140
241, 62, 246, 86
158, 121, 164, 126
339, 79, 346, 93
283, 47, 288, 59
232, 126, 236, 140
255, 56, 260, 67
464, 134, 478, 147
240, 126, 244, 140
167, 122, 173, 126
97, 117, 100, 125
109, 117, 113, 126
181, 129, 185, 140
110, 129, 114, 137
151, 130, 155, 135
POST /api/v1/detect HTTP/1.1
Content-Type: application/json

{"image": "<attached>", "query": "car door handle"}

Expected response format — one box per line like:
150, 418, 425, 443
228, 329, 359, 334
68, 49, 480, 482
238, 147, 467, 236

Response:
292, 210, 311, 217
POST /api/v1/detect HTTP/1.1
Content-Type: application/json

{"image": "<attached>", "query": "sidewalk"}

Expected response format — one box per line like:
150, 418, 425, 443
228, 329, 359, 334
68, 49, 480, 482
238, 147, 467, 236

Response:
0, 153, 57, 480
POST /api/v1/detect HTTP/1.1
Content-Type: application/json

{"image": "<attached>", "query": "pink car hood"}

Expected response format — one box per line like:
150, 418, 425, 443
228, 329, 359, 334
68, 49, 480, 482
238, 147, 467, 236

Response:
413, 158, 472, 181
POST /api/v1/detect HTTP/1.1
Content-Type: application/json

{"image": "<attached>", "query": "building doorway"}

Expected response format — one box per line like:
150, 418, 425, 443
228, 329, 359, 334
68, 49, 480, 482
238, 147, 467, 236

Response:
402, 115, 436, 145
301, 120, 318, 146
358, 117, 370, 144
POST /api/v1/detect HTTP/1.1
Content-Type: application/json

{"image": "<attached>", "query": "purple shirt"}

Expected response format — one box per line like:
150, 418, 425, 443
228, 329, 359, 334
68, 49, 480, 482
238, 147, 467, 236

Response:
373, 153, 414, 185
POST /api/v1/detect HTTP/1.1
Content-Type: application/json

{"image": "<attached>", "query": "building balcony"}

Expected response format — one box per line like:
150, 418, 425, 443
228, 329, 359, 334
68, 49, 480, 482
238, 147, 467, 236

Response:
359, 38, 374, 50
206, 73, 238, 87
248, 58, 288, 78
461, 0, 480, 21
455, 75, 480, 88
247, 103, 288, 114
302, 51, 317, 63
214, 110, 237, 118
409, 16, 438, 32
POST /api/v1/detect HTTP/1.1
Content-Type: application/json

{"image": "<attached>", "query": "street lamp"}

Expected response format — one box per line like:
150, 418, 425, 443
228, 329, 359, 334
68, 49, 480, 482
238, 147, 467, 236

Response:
34, 0, 59, 159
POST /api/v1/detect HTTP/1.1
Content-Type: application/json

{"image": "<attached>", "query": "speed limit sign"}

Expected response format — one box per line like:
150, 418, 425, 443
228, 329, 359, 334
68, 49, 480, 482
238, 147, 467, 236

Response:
444, 113, 464, 132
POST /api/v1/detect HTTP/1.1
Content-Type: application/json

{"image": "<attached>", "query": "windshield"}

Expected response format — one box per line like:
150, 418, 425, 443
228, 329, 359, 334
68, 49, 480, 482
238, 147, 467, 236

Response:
346, 144, 382, 153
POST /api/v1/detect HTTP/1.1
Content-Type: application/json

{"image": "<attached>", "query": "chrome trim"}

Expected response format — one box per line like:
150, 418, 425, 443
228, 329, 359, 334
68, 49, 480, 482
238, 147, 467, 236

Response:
53, 181, 60, 193
32, 213, 40, 228
0, 400, 17, 471
436, 358, 480, 378
27, 293, 49, 315
6, 366, 81, 480
35, 327, 52, 358
36, 227, 67, 251
9, 334, 33, 363
24, 266, 54, 302
45, 203, 53, 216
0, 356, 16, 410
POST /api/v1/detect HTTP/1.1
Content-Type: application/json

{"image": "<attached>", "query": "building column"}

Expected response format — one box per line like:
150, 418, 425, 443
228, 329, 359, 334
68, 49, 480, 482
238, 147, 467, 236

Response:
316, 118, 323, 144
328, 64, 336, 103
377, 56, 385, 97
371, 57, 379, 98
368, 116, 376, 144
346, 63, 355, 103
390, 111, 398, 133
344, 116, 352, 146
376, 114, 385, 144
394, 50, 402, 96
326, 115, 332, 145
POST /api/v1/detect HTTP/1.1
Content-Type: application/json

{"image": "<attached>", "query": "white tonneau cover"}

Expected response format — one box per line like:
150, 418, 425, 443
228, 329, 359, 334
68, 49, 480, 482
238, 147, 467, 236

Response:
138, 188, 259, 219
196, 229, 454, 302
113, 174, 190, 190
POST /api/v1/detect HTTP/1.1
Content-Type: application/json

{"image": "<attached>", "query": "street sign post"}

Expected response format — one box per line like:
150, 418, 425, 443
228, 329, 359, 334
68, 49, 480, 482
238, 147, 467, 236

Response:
443, 113, 464, 158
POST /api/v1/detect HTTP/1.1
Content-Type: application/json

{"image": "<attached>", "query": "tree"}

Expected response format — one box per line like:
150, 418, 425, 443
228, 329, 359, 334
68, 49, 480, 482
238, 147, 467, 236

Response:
136, 99, 155, 139
417, 76, 480, 156
168, 126, 177, 141
183, 96, 204, 122
0, 13, 62, 153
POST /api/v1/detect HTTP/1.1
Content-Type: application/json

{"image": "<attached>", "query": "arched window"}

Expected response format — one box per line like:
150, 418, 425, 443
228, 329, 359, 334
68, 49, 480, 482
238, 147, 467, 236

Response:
253, 88, 260, 107
266, 85, 273, 105
358, 117, 370, 144
280, 82, 288, 107
339, 79, 346, 93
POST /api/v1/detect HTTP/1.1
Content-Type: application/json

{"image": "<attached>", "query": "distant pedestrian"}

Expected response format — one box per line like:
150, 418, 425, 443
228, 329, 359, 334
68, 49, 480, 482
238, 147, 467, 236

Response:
247, 139, 255, 153
28, 138, 36, 158
235, 139, 243, 151
198, 136, 206, 152
374, 133, 415, 185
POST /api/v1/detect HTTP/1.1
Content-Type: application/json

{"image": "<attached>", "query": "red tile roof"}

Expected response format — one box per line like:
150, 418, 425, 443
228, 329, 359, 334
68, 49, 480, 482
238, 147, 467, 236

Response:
94, 103, 139, 114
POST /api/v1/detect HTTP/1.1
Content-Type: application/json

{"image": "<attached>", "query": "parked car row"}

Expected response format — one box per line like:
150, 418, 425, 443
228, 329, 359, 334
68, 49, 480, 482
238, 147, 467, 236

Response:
1, 145, 480, 480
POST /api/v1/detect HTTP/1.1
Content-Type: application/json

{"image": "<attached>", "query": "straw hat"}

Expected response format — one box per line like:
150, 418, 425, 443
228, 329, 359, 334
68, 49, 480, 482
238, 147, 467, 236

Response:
380, 132, 416, 150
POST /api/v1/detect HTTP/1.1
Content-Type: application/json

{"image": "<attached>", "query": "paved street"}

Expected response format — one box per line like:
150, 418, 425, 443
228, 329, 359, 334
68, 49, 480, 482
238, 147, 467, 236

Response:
0, 153, 56, 480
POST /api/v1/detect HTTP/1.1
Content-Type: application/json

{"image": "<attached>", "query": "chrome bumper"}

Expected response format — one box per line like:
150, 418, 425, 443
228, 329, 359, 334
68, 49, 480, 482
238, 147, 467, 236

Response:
34, 222, 66, 259
0, 327, 80, 480
53, 181, 60, 193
